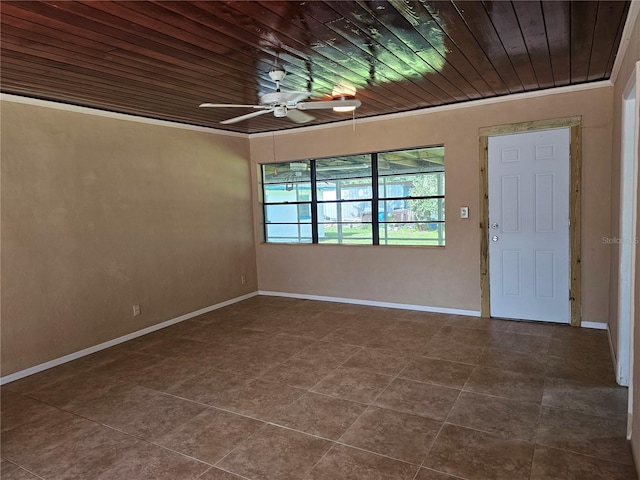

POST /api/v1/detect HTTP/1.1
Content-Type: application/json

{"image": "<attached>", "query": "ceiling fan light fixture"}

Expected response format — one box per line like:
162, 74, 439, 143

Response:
333, 96, 357, 112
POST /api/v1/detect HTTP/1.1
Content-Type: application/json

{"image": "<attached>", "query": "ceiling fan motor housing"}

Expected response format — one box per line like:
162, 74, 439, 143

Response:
273, 105, 288, 117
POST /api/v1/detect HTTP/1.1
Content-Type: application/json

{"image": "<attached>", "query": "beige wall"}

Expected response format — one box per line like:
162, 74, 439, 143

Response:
606, 7, 640, 466
1, 101, 257, 375
251, 87, 614, 318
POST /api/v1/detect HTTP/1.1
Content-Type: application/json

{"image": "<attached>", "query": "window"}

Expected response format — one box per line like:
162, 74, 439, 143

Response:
261, 146, 445, 246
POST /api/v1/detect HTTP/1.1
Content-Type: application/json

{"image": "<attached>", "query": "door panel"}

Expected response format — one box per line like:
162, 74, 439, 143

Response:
488, 128, 570, 323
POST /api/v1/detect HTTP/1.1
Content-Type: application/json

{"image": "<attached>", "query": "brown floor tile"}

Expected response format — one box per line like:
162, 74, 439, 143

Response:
436, 325, 499, 345
339, 406, 442, 464
134, 336, 212, 358
320, 324, 387, 347
490, 331, 551, 355
542, 377, 628, 418
168, 368, 251, 405
399, 357, 474, 389
1, 391, 58, 433
260, 357, 335, 389
198, 467, 248, 479
546, 354, 616, 385
536, 406, 633, 465
74, 384, 208, 440
424, 424, 535, 480
415, 468, 460, 480
273, 392, 366, 440
305, 444, 419, 479
1, 409, 97, 466
292, 341, 361, 368
548, 331, 612, 364
131, 355, 215, 393
386, 320, 442, 339
278, 317, 343, 340
444, 315, 511, 332
94, 440, 209, 479
2, 410, 138, 479
217, 424, 332, 480
1, 459, 40, 479
422, 337, 486, 365
530, 445, 636, 480
342, 348, 412, 376
505, 320, 555, 337
3, 365, 78, 395
374, 378, 460, 421
27, 370, 128, 413
479, 348, 547, 376
447, 391, 540, 442
464, 366, 545, 402
65, 347, 132, 371
88, 351, 166, 383
154, 319, 208, 339
154, 407, 264, 464
214, 346, 292, 377
311, 367, 393, 404
213, 378, 305, 420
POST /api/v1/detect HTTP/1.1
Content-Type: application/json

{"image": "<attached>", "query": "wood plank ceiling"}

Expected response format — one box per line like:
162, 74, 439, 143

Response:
1, 1, 630, 134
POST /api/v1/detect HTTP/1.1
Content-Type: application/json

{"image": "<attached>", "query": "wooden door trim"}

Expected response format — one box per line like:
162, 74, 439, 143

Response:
479, 116, 582, 326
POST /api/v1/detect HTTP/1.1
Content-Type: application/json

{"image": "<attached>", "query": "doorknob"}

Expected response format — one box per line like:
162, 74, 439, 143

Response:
492, 235, 499, 242
491, 223, 499, 229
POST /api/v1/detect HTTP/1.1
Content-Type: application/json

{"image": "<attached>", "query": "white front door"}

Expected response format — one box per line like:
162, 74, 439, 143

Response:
488, 128, 570, 323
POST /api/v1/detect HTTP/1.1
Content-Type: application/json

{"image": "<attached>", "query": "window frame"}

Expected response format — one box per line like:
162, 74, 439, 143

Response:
261, 146, 445, 246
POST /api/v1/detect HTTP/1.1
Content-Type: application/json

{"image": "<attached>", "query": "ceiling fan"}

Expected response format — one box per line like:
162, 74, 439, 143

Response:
199, 66, 361, 125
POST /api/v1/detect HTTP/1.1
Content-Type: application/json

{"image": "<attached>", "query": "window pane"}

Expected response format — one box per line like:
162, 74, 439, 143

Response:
378, 147, 444, 176
265, 204, 312, 224
316, 155, 371, 181
379, 198, 444, 222
319, 223, 373, 244
378, 223, 446, 246
317, 177, 372, 201
264, 183, 311, 204
379, 172, 444, 199
265, 224, 312, 243
318, 200, 372, 223
263, 161, 310, 184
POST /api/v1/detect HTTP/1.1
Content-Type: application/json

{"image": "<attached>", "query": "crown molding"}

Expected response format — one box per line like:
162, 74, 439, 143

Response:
0, 93, 249, 138
250, 80, 613, 138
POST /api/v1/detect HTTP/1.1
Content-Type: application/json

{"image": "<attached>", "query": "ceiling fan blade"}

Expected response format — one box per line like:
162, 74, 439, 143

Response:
286, 109, 315, 124
199, 103, 264, 108
296, 99, 362, 110
221, 109, 272, 124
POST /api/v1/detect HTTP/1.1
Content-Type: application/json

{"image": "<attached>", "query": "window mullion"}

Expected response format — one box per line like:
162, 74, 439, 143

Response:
372, 152, 380, 245
310, 160, 319, 243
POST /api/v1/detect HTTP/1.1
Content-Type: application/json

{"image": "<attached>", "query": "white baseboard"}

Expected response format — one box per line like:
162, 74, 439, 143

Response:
581, 321, 608, 330
0, 291, 258, 385
258, 290, 481, 317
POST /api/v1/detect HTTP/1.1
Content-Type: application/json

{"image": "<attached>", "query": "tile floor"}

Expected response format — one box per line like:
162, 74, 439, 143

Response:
1, 296, 636, 480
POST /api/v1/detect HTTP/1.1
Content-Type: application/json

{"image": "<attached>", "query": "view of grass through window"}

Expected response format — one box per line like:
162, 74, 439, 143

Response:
261, 146, 445, 246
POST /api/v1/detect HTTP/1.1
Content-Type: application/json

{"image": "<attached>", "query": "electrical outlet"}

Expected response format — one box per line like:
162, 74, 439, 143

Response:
460, 206, 469, 219
241, 274, 247, 285
133, 304, 141, 317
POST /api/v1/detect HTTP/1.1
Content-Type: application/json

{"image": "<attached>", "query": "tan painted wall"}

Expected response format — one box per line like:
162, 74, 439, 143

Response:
251, 86, 614, 318
606, 7, 640, 466
1, 101, 257, 376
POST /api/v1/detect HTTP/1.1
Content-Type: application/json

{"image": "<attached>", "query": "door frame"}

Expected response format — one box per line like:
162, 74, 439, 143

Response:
479, 116, 582, 326
617, 62, 639, 403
